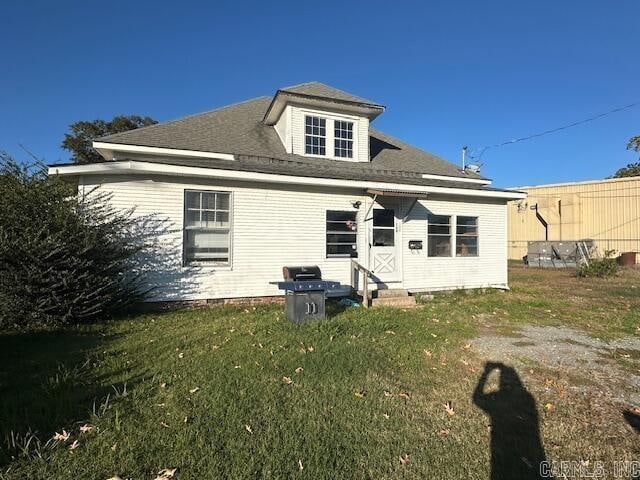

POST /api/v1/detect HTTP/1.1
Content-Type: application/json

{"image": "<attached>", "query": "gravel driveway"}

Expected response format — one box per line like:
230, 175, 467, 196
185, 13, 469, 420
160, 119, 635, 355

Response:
472, 325, 640, 406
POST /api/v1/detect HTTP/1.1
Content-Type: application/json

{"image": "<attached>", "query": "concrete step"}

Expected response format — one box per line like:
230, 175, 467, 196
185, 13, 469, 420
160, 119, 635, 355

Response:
371, 295, 417, 308
375, 288, 409, 298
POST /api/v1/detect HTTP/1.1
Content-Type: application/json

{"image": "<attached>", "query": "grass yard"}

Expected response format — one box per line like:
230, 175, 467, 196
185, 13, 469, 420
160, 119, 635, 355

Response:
1, 267, 639, 479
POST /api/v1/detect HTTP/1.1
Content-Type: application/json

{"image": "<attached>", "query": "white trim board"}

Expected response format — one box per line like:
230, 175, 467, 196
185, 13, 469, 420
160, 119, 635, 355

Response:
48, 160, 527, 200
93, 142, 235, 161
421, 173, 491, 185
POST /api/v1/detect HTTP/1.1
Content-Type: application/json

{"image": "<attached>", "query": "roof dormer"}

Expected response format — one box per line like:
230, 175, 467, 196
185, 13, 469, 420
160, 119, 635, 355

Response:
264, 82, 384, 163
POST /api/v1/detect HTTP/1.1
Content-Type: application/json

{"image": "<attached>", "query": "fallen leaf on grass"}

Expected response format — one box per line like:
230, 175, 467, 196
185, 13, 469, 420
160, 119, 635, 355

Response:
245, 424, 253, 434
398, 392, 410, 400
444, 401, 455, 416
423, 349, 433, 358
53, 430, 70, 442
383, 390, 393, 397
439, 428, 450, 435
282, 376, 293, 385
399, 454, 409, 466
354, 390, 366, 398
111, 443, 117, 451
154, 467, 177, 480
69, 440, 79, 451
79, 424, 93, 433
385, 330, 395, 335
295, 367, 304, 373
430, 333, 438, 338
178, 352, 184, 359
189, 387, 200, 394
298, 459, 304, 471
463, 343, 472, 350
544, 403, 554, 412
160, 382, 167, 388
307, 346, 314, 352
160, 421, 170, 428
106, 476, 124, 480
383, 413, 390, 419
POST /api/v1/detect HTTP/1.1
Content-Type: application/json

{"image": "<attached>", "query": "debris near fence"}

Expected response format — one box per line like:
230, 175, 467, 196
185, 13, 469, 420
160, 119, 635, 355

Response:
523, 240, 597, 268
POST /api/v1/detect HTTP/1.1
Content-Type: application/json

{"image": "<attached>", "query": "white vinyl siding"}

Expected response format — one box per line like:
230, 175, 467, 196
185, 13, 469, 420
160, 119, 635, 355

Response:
81, 174, 366, 301
79, 175, 509, 300
401, 196, 508, 291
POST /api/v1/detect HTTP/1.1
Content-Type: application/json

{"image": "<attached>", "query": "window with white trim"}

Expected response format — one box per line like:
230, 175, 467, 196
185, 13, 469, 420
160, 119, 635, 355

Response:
326, 211, 357, 257
427, 214, 451, 257
456, 216, 478, 256
334, 120, 353, 158
305, 115, 326, 155
184, 190, 231, 264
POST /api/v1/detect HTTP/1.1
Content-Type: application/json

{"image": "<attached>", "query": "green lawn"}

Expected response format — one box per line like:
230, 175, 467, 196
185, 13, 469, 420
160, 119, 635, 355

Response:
1, 267, 639, 479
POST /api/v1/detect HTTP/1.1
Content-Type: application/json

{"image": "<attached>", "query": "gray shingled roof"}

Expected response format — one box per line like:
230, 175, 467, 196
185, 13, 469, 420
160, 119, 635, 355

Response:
98, 85, 488, 183
279, 81, 382, 106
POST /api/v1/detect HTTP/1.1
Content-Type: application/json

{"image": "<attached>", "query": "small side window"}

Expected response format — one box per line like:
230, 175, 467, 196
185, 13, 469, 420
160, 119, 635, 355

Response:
184, 191, 231, 264
326, 211, 357, 258
427, 214, 451, 257
456, 216, 478, 257
305, 115, 326, 155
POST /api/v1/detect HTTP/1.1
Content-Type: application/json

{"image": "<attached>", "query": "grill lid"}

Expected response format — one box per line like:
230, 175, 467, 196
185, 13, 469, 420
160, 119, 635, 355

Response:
282, 265, 322, 281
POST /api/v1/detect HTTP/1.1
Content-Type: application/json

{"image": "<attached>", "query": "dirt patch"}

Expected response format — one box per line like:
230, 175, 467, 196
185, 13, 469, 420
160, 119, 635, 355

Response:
472, 325, 640, 406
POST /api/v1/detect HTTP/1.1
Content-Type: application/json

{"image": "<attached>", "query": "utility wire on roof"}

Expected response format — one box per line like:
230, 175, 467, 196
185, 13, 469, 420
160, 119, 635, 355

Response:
468, 101, 640, 161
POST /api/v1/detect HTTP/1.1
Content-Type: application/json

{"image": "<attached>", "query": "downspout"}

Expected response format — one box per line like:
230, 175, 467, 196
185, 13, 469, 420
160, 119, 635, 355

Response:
534, 204, 548, 241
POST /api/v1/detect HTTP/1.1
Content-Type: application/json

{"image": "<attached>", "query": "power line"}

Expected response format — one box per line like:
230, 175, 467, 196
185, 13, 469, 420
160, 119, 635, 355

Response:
469, 101, 640, 161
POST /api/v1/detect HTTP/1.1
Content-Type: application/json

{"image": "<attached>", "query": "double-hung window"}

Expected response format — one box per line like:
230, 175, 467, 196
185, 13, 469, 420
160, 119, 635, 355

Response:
184, 190, 231, 264
334, 120, 353, 158
427, 215, 451, 257
326, 211, 357, 257
305, 115, 326, 155
456, 216, 478, 256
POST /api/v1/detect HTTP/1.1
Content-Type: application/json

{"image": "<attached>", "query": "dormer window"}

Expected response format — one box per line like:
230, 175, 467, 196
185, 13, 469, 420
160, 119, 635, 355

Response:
334, 120, 353, 158
305, 116, 326, 155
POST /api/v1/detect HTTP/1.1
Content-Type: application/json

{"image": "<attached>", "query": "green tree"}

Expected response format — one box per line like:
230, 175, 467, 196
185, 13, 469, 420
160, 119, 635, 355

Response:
0, 153, 151, 330
611, 135, 640, 178
62, 115, 157, 164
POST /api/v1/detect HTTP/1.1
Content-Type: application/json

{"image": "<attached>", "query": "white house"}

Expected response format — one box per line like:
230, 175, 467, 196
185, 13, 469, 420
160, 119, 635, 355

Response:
49, 82, 525, 305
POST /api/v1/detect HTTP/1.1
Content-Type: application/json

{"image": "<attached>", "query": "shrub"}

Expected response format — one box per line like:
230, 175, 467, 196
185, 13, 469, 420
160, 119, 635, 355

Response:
0, 154, 149, 331
577, 250, 619, 278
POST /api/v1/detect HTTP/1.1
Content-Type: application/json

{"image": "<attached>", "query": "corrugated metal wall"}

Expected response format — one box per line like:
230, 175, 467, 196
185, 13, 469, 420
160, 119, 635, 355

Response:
508, 176, 640, 261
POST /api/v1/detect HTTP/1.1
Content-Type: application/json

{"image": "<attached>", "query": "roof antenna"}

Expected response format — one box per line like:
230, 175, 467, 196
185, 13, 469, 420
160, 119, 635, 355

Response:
462, 145, 467, 171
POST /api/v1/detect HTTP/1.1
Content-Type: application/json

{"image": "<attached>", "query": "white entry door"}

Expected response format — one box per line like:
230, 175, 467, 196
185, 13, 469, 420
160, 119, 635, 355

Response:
369, 207, 401, 284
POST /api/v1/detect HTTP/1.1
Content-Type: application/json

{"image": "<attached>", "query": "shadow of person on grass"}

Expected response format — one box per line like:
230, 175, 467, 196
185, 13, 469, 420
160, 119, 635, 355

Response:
473, 362, 550, 480
623, 409, 640, 433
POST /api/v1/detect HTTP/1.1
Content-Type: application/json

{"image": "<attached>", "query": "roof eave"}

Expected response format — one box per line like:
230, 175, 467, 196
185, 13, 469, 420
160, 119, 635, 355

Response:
263, 90, 385, 125
48, 160, 527, 200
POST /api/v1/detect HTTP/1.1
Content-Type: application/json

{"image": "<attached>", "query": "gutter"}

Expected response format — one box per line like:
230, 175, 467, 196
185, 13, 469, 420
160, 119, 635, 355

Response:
48, 160, 527, 200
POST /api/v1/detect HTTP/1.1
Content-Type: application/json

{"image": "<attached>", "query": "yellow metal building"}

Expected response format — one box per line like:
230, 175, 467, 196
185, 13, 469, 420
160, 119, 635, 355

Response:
508, 176, 640, 261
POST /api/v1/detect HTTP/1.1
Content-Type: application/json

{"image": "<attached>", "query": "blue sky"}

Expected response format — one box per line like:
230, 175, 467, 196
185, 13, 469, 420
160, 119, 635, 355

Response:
1, 0, 638, 187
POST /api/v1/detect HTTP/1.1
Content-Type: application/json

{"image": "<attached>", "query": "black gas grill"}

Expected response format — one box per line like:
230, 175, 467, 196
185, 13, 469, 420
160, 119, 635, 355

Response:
274, 266, 341, 323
